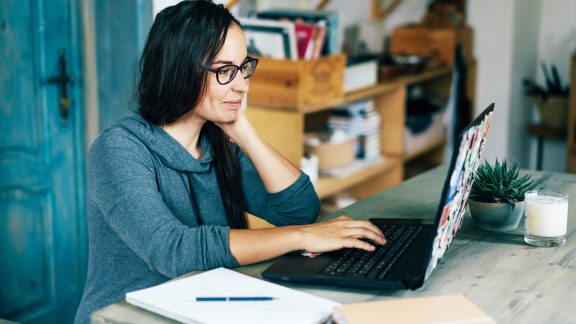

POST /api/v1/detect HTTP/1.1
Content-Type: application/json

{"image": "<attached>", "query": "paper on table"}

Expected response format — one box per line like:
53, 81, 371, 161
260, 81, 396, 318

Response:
333, 294, 495, 324
126, 267, 340, 324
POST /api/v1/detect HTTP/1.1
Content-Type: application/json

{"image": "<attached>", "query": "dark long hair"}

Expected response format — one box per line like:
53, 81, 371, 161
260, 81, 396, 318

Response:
137, 0, 247, 229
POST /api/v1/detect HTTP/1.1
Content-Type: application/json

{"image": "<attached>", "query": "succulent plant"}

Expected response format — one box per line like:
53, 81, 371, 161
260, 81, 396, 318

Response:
470, 159, 544, 204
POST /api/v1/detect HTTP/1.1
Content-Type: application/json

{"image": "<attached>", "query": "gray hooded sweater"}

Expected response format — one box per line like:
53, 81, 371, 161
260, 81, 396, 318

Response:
75, 116, 320, 323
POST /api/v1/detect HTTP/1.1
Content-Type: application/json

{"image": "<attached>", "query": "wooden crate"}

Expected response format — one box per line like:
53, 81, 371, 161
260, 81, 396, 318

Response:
248, 55, 346, 109
390, 26, 474, 66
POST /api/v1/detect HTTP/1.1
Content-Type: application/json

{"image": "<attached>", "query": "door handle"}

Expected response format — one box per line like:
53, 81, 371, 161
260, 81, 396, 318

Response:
47, 49, 74, 124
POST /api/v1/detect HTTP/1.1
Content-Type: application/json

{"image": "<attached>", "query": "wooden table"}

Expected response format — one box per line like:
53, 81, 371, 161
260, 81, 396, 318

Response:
92, 166, 576, 323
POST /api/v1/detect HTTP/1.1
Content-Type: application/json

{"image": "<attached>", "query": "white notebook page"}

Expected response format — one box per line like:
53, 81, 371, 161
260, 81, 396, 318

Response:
126, 267, 341, 324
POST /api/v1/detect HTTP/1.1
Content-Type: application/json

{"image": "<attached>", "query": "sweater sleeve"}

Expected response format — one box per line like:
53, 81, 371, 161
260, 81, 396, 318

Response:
88, 129, 238, 278
235, 145, 321, 226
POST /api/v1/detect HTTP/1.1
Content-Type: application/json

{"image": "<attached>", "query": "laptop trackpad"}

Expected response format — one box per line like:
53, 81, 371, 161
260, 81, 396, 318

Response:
263, 250, 346, 279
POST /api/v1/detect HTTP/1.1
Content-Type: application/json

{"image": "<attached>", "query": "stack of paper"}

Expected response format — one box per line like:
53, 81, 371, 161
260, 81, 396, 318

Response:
126, 267, 340, 324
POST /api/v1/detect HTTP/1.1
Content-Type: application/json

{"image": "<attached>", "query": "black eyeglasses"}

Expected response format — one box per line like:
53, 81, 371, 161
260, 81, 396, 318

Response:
204, 57, 259, 85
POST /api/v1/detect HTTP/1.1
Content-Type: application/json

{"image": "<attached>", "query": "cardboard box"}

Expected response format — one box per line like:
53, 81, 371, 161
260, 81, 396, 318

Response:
305, 133, 355, 169
249, 55, 345, 109
333, 294, 495, 324
343, 59, 379, 93
390, 26, 474, 66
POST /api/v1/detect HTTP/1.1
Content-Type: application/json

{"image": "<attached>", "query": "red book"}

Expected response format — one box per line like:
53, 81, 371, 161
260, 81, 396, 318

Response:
294, 22, 315, 59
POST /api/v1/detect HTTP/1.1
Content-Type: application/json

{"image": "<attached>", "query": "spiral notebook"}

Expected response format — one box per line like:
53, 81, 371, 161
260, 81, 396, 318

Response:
125, 267, 340, 324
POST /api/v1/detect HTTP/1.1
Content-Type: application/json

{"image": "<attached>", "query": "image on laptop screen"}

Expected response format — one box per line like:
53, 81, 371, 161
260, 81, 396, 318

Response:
424, 108, 494, 279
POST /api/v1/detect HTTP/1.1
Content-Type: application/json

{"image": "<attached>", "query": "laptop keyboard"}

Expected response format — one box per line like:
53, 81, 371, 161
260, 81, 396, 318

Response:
321, 224, 423, 279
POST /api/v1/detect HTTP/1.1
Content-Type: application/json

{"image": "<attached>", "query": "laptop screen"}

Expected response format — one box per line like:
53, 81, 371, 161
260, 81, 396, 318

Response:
424, 104, 494, 279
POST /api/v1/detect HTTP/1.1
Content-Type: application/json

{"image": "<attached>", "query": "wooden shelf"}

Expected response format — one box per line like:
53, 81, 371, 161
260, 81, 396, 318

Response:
527, 124, 566, 139
294, 66, 453, 114
248, 62, 461, 200
404, 135, 447, 162
297, 83, 400, 114
314, 158, 401, 199
398, 66, 452, 86
341, 83, 400, 107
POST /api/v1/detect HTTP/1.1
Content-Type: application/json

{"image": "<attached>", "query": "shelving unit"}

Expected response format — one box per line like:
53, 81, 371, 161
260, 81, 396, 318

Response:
567, 54, 576, 172
247, 60, 455, 201
528, 125, 566, 171
404, 136, 447, 162
314, 159, 400, 199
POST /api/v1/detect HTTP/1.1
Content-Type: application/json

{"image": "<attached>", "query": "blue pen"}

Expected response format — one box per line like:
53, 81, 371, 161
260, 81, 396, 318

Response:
194, 297, 275, 302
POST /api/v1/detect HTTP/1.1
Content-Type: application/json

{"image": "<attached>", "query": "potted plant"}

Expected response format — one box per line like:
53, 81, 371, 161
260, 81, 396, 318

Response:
522, 62, 570, 130
468, 159, 544, 232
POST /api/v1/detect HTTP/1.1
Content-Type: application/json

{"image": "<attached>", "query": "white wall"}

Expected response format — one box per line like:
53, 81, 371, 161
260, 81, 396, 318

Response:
538, 0, 576, 87
467, 0, 516, 164
507, 0, 541, 167
466, 0, 547, 169
323, 0, 427, 31
534, 0, 576, 171
153, 0, 179, 16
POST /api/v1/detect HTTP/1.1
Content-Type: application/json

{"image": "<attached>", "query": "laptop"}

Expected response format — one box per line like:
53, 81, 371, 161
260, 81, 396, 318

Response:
262, 103, 495, 290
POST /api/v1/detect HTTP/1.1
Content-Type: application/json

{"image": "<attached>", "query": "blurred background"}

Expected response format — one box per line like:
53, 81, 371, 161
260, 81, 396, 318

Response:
1, 0, 575, 322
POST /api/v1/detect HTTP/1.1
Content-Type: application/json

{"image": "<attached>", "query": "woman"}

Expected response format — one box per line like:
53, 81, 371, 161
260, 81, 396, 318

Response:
75, 1, 385, 322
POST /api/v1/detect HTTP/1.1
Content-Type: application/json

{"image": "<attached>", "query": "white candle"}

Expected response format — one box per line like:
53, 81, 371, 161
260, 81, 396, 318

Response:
526, 192, 568, 237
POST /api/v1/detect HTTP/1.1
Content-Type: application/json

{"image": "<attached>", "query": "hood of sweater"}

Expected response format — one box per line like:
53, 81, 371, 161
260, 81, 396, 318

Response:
117, 115, 213, 173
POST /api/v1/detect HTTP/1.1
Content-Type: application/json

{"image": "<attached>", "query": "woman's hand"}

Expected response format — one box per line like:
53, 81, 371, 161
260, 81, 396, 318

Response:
298, 215, 386, 253
215, 114, 251, 141
215, 95, 252, 143
230, 215, 387, 266
213, 94, 301, 194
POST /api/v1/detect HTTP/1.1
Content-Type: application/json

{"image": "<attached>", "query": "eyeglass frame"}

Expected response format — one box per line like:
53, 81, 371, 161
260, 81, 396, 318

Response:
203, 56, 259, 85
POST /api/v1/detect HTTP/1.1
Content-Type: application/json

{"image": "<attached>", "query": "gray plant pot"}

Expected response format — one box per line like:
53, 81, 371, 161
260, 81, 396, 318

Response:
468, 199, 525, 232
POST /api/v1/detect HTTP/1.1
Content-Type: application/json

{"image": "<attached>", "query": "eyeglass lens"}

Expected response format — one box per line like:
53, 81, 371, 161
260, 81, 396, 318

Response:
215, 59, 257, 84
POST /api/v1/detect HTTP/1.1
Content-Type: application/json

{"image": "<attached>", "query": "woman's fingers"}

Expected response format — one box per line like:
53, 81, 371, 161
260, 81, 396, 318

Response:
340, 227, 386, 245
333, 215, 381, 231
299, 217, 390, 253
341, 238, 377, 251
331, 218, 386, 243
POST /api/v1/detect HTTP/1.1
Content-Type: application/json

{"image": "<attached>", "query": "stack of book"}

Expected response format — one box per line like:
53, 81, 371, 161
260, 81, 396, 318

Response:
256, 8, 340, 57
240, 9, 341, 60
328, 100, 381, 161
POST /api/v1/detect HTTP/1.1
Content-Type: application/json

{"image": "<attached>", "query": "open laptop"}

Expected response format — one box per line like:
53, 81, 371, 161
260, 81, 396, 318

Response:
262, 103, 495, 290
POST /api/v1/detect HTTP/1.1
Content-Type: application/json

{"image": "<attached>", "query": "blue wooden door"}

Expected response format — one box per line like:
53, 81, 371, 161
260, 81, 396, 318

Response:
0, 0, 86, 323
94, 0, 151, 130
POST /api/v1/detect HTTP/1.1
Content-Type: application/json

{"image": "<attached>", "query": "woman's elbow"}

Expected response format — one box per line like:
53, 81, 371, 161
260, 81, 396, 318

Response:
306, 196, 321, 223
293, 195, 320, 224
